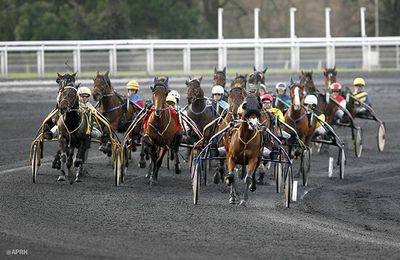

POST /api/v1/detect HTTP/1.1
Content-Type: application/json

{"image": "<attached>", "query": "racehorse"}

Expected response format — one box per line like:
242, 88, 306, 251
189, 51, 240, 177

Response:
185, 76, 213, 141
301, 70, 337, 124
323, 66, 337, 89
224, 93, 263, 206
248, 67, 268, 95
92, 71, 137, 133
213, 67, 226, 88
57, 84, 90, 183
284, 81, 316, 157
141, 77, 182, 185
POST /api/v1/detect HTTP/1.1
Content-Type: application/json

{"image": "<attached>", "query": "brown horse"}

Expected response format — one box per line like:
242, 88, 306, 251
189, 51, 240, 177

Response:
142, 77, 182, 185
92, 71, 136, 132
284, 82, 316, 156
301, 70, 337, 124
323, 66, 337, 89
248, 67, 268, 96
186, 76, 213, 138
57, 85, 90, 183
224, 93, 263, 206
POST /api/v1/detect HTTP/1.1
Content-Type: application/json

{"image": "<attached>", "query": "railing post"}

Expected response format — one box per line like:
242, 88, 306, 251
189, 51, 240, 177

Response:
254, 8, 263, 70
396, 45, 400, 69
325, 8, 335, 68
218, 8, 226, 70
109, 45, 117, 75
290, 7, 299, 71
1, 49, 7, 79
37, 46, 45, 78
146, 46, 154, 75
360, 7, 369, 71
73, 46, 81, 74
183, 47, 191, 75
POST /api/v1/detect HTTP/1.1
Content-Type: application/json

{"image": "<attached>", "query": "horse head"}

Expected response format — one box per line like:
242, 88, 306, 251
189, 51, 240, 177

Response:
289, 81, 305, 111
58, 85, 79, 114
228, 85, 247, 119
231, 73, 247, 89
56, 72, 76, 92
249, 66, 267, 85
92, 71, 111, 101
323, 66, 337, 88
300, 70, 317, 94
241, 93, 262, 130
213, 67, 226, 87
151, 77, 169, 117
185, 76, 203, 104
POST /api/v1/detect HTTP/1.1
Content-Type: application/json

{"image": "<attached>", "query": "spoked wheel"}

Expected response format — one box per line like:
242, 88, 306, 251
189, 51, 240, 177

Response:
338, 148, 346, 180
354, 126, 363, 158
114, 150, 121, 186
300, 149, 310, 186
377, 122, 386, 152
192, 159, 200, 205
274, 163, 282, 193
31, 142, 41, 183
284, 166, 293, 208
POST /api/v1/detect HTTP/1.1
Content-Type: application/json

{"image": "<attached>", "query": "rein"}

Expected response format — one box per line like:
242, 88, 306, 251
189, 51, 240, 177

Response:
287, 107, 307, 126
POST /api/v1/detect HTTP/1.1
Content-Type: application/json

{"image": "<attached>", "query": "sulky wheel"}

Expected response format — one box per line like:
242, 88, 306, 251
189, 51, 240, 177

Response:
274, 163, 282, 193
114, 150, 121, 186
300, 149, 311, 186
31, 142, 41, 183
354, 126, 363, 158
192, 159, 200, 205
377, 122, 386, 152
339, 148, 346, 180
284, 166, 293, 208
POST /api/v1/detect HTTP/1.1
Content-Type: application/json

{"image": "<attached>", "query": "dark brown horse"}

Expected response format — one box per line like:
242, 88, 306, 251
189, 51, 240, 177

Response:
224, 93, 263, 206
92, 71, 136, 133
57, 85, 90, 183
185, 76, 213, 141
248, 67, 268, 96
213, 67, 226, 87
323, 66, 337, 89
301, 70, 337, 124
284, 82, 316, 156
142, 77, 182, 185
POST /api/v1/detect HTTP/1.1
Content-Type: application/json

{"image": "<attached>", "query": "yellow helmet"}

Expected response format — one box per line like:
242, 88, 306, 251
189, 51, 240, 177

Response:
127, 80, 140, 90
166, 95, 177, 104
353, 77, 365, 86
78, 87, 91, 96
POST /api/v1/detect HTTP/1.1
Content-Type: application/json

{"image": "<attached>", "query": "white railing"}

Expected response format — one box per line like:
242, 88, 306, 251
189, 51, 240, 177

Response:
1, 36, 400, 78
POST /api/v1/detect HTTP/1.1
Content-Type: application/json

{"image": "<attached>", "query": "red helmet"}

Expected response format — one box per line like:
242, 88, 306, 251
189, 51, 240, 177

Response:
329, 82, 342, 91
261, 94, 273, 103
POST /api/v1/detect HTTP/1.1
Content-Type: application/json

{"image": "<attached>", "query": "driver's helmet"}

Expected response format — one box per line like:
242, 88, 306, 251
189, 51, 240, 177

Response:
304, 95, 318, 106
261, 94, 274, 103
211, 85, 224, 95
127, 80, 140, 90
169, 90, 180, 102
78, 87, 91, 97
353, 77, 365, 87
329, 82, 342, 91
275, 82, 287, 92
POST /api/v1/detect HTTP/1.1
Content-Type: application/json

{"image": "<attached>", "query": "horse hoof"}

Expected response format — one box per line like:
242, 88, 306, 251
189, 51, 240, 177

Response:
229, 197, 236, 204
75, 177, 82, 183
250, 184, 257, 192
57, 176, 66, 182
175, 168, 181, 174
213, 173, 220, 184
149, 179, 158, 186
139, 161, 146, 168
239, 200, 247, 207
74, 159, 82, 167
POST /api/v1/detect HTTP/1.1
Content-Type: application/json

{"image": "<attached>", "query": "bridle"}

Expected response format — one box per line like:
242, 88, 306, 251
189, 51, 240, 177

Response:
58, 86, 79, 114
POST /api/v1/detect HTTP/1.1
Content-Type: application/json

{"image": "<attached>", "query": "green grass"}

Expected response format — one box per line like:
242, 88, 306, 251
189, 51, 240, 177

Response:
1, 67, 399, 80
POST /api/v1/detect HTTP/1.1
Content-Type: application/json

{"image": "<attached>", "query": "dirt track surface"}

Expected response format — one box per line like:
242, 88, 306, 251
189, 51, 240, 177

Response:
0, 71, 400, 259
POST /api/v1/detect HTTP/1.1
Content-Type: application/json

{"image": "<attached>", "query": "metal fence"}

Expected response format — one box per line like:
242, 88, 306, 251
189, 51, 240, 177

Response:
1, 37, 400, 78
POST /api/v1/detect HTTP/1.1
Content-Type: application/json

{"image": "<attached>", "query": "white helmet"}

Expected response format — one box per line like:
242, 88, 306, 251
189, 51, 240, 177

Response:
169, 90, 180, 101
275, 82, 287, 91
304, 95, 318, 106
212, 85, 224, 95
78, 86, 91, 96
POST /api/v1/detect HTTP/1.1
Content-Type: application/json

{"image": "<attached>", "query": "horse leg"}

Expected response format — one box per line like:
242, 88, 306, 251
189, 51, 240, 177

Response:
139, 136, 149, 168
150, 145, 165, 186
239, 159, 259, 207
173, 133, 182, 174
213, 158, 225, 184
257, 163, 266, 185
58, 137, 68, 182
52, 150, 61, 169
